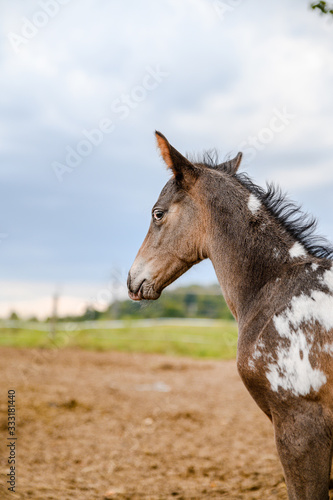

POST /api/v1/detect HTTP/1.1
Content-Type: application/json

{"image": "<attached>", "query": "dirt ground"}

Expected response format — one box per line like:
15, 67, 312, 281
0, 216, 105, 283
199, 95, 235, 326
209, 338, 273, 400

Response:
0, 347, 289, 499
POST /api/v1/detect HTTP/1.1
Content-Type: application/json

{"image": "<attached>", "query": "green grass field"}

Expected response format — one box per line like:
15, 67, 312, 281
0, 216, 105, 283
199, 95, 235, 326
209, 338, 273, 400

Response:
0, 320, 238, 359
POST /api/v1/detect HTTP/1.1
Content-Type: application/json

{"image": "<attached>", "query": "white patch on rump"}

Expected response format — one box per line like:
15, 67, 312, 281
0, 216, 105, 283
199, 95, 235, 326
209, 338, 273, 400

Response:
267, 332, 327, 396
311, 263, 319, 272
266, 290, 333, 396
289, 242, 307, 259
248, 193, 261, 214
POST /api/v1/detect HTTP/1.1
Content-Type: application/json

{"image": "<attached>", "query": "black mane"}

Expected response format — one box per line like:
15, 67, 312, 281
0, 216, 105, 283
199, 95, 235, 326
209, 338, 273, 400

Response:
193, 152, 333, 260
236, 172, 333, 260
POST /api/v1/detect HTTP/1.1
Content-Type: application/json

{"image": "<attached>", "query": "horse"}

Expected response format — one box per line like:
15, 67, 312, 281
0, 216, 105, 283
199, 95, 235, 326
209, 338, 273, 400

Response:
127, 131, 333, 500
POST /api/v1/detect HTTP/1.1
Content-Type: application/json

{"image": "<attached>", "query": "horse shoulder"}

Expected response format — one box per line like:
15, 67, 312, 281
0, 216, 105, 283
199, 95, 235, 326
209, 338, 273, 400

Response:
238, 266, 333, 410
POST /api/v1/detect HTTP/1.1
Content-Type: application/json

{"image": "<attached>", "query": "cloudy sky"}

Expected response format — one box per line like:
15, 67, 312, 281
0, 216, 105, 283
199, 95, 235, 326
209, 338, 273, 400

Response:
1, 0, 333, 318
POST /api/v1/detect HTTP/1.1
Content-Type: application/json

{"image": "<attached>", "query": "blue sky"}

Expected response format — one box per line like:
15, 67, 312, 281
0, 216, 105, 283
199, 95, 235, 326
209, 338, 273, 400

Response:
1, 0, 333, 317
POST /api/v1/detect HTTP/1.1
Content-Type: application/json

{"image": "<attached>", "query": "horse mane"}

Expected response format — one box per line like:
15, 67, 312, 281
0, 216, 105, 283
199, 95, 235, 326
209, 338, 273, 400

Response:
191, 151, 333, 260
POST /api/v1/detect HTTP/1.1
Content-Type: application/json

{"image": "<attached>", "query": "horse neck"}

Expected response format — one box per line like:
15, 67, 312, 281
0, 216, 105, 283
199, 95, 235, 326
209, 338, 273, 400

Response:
203, 182, 298, 323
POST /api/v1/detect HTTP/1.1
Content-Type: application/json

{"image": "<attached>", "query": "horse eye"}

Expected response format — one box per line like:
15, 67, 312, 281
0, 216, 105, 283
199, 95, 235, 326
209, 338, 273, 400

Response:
153, 209, 164, 221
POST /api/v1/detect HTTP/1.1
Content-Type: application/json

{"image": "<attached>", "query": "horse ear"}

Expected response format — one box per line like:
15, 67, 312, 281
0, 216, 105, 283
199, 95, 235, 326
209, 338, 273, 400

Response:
223, 152, 243, 174
155, 131, 199, 185
215, 152, 243, 174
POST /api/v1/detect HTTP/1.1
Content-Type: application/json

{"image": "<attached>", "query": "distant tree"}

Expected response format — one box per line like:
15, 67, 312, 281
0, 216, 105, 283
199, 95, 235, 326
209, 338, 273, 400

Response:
184, 293, 197, 316
9, 311, 19, 320
310, 1, 333, 15
80, 307, 102, 321
162, 297, 184, 318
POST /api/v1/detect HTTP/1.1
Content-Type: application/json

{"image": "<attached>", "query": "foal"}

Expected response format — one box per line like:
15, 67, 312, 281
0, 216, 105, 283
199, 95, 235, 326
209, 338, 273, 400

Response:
128, 131, 333, 500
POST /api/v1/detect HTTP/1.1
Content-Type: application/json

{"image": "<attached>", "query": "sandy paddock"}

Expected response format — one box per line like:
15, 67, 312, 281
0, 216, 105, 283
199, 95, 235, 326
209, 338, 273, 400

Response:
0, 347, 293, 499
